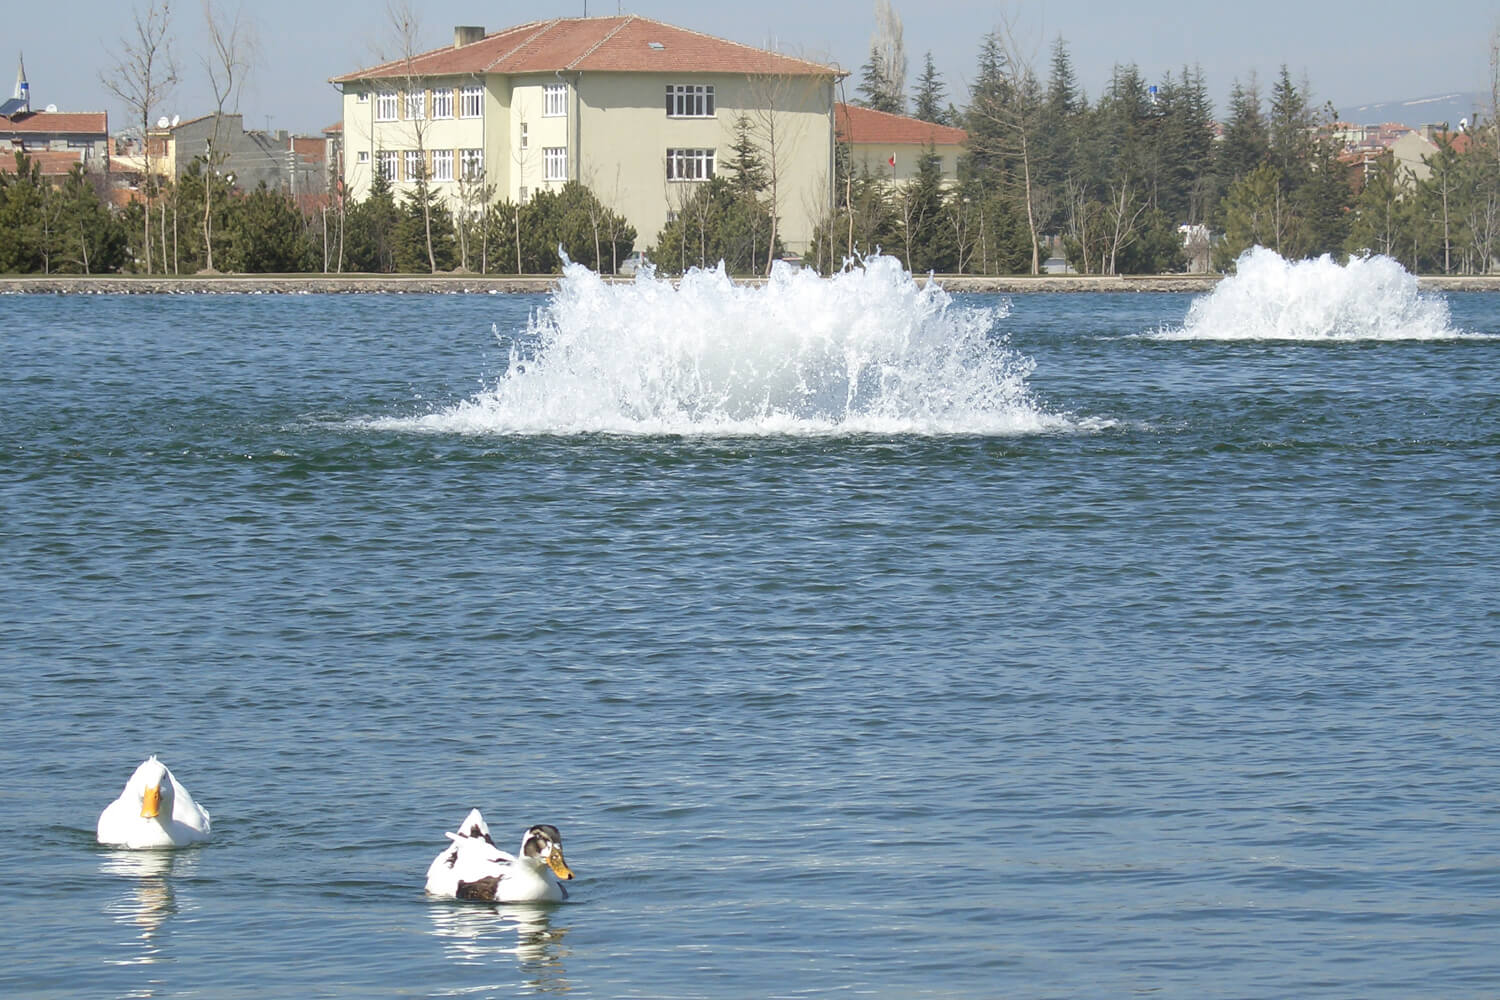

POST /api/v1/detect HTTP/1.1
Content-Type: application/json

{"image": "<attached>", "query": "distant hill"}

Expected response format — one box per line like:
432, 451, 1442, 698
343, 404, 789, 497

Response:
1340, 91, 1491, 130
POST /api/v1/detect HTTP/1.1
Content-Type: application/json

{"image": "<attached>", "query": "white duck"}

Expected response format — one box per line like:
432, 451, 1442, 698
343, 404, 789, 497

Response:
97, 756, 212, 849
425, 808, 574, 903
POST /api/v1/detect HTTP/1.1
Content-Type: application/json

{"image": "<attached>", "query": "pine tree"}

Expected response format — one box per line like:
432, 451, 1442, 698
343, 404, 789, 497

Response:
55, 165, 126, 273
1268, 65, 1315, 192
724, 114, 770, 196
395, 185, 456, 272
1218, 77, 1270, 187
856, 44, 903, 114
223, 182, 315, 272
912, 52, 948, 125
0, 151, 46, 273
1344, 153, 1409, 258
901, 143, 954, 271
343, 171, 401, 272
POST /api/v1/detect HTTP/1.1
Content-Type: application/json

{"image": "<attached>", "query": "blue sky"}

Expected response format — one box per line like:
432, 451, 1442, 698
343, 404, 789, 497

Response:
11, 0, 1497, 135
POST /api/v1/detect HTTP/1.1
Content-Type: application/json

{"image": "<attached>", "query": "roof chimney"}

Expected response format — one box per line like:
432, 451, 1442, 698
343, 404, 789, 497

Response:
454, 26, 484, 48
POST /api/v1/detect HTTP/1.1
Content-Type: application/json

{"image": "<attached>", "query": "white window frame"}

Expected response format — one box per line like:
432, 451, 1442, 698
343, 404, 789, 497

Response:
519, 121, 528, 150
666, 84, 715, 118
375, 91, 398, 122
460, 148, 484, 181
666, 147, 715, 181
404, 149, 424, 181
543, 82, 567, 118
356, 91, 370, 104
356, 150, 370, 164
404, 91, 425, 121
460, 84, 483, 119
431, 148, 453, 182
543, 146, 567, 181
376, 149, 397, 181
432, 87, 453, 120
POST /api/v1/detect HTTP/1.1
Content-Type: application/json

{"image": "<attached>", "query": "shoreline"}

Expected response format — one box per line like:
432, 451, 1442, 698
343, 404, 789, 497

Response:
3, 272, 1499, 295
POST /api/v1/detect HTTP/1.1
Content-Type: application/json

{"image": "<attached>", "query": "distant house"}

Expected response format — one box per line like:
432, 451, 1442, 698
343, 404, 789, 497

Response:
2, 56, 110, 176
834, 103, 966, 186
330, 15, 843, 255
1388, 127, 1473, 185
0, 110, 110, 173
167, 113, 323, 193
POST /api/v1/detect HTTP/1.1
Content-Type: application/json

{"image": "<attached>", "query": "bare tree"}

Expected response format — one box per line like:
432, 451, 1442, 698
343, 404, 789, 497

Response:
969, 19, 1045, 274
871, 0, 907, 111
1103, 178, 1148, 275
201, 0, 254, 272
388, 0, 437, 271
454, 167, 493, 272
747, 68, 818, 274
101, 1, 178, 273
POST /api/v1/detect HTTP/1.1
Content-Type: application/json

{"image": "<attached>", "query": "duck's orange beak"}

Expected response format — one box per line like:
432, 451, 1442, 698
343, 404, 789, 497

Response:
545, 848, 574, 881
141, 784, 162, 819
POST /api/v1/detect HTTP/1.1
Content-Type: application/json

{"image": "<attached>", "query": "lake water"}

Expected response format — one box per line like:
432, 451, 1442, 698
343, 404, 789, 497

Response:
3, 250, 1498, 998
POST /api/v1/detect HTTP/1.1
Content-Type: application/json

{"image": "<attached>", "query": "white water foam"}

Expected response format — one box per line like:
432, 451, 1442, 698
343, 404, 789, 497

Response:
380, 255, 1070, 436
1157, 246, 1464, 341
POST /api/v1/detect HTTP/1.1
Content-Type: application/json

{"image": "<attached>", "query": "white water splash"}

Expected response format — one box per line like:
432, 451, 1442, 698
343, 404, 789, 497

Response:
1157, 246, 1463, 341
385, 255, 1068, 436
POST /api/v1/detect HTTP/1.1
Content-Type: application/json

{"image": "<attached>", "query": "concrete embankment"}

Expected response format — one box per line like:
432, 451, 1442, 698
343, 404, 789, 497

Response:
3, 272, 1498, 295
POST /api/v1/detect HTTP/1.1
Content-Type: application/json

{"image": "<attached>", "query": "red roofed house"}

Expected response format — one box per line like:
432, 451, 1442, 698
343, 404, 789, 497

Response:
331, 15, 843, 256
834, 103, 966, 187
0, 110, 111, 179
2, 57, 110, 178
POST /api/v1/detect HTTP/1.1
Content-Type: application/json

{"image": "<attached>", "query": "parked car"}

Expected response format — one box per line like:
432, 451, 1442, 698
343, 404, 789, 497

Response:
618, 251, 649, 276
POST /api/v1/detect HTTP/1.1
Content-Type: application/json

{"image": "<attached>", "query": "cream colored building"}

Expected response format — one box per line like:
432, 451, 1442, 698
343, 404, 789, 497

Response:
331, 16, 842, 255
834, 103, 967, 186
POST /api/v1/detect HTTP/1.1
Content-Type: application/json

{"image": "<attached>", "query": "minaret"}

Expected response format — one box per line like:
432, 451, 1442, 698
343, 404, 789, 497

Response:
14, 53, 29, 112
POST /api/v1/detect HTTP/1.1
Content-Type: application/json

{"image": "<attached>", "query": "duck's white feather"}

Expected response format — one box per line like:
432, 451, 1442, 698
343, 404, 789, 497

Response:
424, 809, 572, 903
97, 756, 211, 849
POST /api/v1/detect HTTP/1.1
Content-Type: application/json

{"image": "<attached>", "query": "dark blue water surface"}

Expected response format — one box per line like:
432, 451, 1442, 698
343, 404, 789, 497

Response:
2, 286, 1498, 999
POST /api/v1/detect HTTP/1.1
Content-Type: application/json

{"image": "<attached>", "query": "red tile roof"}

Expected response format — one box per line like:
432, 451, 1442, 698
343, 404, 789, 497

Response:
291, 135, 325, 161
1, 110, 109, 135
0, 148, 87, 176
835, 103, 967, 147
332, 16, 840, 83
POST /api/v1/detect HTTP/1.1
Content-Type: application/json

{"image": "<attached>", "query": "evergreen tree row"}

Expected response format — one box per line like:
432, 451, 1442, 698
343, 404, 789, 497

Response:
5, 31, 1500, 278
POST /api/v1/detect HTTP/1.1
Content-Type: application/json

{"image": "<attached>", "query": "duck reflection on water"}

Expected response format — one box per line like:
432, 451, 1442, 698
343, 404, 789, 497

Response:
428, 902, 572, 993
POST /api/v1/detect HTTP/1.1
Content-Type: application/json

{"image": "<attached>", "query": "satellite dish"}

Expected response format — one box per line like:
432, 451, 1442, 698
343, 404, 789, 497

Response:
156, 116, 170, 128
171, 114, 180, 126
45, 104, 58, 113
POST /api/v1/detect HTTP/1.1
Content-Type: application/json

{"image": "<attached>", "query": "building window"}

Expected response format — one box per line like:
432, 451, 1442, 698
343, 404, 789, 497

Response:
432, 87, 453, 119
404, 149, 424, 181
376, 91, 398, 122
356, 91, 369, 104
666, 84, 714, 118
543, 82, 567, 117
666, 147, 715, 181
356, 150, 370, 164
460, 147, 484, 180
543, 146, 567, 181
405, 91, 425, 120
519, 121, 528, 150
376, 149, 397, 181
460, 84, 483, 118
518, 186, 528, 204
432, 148, 453, 182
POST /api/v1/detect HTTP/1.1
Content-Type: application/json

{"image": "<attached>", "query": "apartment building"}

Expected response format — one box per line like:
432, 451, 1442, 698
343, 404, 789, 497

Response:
331, 15, 843, 254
